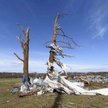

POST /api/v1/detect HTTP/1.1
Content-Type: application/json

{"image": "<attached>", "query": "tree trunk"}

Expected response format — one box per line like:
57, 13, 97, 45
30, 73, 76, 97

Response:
14, 25, 30, 81
49, 15, 58, 64
23, 29, 29, 80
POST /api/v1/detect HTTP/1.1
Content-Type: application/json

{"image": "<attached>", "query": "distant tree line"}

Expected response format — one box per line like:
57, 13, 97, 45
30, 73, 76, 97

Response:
0, 72, 107, 78
0, 72, 46, 78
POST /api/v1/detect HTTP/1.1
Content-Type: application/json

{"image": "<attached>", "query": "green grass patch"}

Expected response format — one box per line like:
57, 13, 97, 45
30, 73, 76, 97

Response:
0, 78, 108, 108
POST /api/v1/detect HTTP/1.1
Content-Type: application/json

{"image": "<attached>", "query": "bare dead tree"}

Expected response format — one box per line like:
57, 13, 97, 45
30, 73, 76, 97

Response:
14, 24, 30, 81
49, 15, 59, 64
46, 13, 78, 74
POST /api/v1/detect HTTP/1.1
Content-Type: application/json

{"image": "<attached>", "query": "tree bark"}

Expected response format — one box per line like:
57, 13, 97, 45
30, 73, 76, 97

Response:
14, 25, 30, 81
23, 28, 29, 80
49, 15, 58, 64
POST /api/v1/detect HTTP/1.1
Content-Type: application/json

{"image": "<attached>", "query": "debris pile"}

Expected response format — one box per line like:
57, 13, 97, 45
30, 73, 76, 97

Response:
71, 74, 108, 83
20, 72, 108, 96
19, 42, 108, 96
19, 14, 108, 96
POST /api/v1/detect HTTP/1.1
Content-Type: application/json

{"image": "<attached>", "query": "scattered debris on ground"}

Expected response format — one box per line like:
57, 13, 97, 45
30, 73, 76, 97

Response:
18, 14, 108, 97
10, 86, 20, 94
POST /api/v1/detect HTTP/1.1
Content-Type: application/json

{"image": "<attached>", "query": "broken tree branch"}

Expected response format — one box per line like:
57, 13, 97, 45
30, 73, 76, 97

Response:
17, 23, 26, 36
14, 53, 24, 62
17, 36, 25, 51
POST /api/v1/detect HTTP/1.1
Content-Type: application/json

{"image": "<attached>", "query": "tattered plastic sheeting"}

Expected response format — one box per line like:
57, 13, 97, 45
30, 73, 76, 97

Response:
59, 76, 108, 96
90, 88, 108, 96
10, 87, 20, 94
47, 71, 59, 79
19, 75, 108, 96
47, 61, 53, 69
33, 78, 44, 86
54, 58, 64, 69
45, 87, 54, 93
49, 43, 65, 58
50, 43, 62, 52
37, 90, 44, 96
70, 82, 84, 87
44, 75, 72, 94
20, 84, 29, 93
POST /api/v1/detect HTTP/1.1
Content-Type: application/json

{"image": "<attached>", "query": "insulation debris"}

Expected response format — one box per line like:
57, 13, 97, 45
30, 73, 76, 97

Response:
19, 14, 108, 97
19, 74, 108, 96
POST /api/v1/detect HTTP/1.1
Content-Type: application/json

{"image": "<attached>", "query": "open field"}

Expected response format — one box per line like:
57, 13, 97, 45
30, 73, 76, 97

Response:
0, 78, 108, 108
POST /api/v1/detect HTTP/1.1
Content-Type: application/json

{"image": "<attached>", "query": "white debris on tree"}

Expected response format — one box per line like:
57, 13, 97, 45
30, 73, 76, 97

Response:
19, 14, 108, 97
19, 43, 108, 96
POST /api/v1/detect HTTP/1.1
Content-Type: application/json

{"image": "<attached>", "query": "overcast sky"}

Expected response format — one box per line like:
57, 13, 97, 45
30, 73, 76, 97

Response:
0, 0, 108, 73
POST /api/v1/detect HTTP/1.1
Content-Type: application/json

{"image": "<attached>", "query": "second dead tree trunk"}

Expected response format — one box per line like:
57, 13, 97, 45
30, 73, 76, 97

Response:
14, 25, 30, 81
47, 14, 78, 75
48, 15, 58, 73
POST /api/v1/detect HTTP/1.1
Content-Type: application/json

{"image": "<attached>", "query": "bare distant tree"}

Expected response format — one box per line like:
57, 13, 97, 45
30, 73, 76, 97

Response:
14, 24, 30, 81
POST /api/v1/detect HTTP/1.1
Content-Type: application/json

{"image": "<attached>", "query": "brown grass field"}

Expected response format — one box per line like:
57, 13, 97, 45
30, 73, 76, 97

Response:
0, 78, 108, 108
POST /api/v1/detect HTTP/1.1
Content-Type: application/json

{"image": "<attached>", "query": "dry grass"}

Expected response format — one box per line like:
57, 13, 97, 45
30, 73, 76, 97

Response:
0, 78, 108, 108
